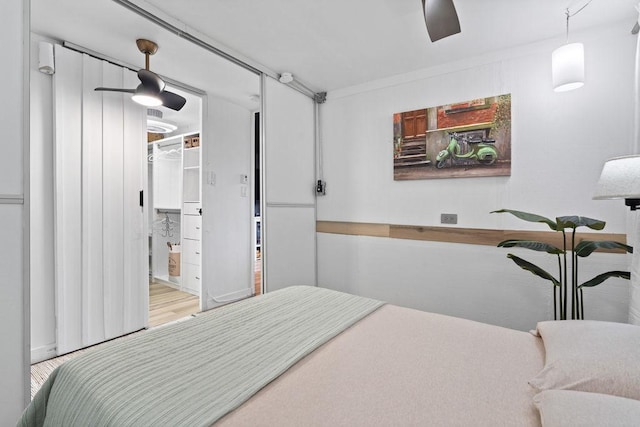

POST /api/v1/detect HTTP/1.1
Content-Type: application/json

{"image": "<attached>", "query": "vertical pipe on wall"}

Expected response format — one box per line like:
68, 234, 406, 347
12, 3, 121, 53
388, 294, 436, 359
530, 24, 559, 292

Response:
635, 9, 640, 154
313, 100, 319, 287
22, 0, 31, 409
629, 6, 640, 325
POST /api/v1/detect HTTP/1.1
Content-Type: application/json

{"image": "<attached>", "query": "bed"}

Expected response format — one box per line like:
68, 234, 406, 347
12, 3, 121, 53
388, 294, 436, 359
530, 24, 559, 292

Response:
20, 286, 640, 426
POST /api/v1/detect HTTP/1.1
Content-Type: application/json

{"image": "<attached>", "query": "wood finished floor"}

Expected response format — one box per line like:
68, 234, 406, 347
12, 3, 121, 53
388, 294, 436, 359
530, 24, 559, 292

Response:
150, 257, 261, 328
148, 282, 200, 328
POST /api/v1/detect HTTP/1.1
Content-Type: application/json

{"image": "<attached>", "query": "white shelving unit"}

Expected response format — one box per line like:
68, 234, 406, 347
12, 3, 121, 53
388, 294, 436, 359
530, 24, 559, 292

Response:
181, 133, 202, 296
150, 132, 201, 296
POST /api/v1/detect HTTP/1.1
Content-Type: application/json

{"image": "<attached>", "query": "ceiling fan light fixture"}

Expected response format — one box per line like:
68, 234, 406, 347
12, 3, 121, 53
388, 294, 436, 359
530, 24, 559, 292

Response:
132, 93, 163, 107
132, 84, 162, 106
95, 39, 186, 111
422, 0, 461, 42
146, 108, 177, 133
552, 42, 584, 92
147, 119, 177, 133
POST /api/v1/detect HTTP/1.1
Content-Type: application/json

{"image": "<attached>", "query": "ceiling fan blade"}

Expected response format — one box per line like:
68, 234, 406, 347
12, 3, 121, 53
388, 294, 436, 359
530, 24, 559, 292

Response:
422, 0, 461, 42
159, 90, 187, 111
94, 87, 136, 93
138, 69, 165, 93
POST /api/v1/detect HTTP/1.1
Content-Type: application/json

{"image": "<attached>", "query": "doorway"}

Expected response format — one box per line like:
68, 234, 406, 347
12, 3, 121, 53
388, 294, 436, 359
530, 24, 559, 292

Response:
147, 88, 204, 327
29, 0, 262, 373
254, 112, 262, 296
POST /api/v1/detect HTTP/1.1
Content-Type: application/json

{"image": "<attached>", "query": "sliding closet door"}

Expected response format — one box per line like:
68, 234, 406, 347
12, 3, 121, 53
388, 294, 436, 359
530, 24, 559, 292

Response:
263, 78, 316, 292
54, 46, 83, 353
82, 52, 105, 346
122, 70, 147, 333
54, 46, 147, 355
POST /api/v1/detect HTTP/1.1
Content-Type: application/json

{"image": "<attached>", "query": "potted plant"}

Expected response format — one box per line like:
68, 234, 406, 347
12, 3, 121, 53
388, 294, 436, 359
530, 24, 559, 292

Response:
492, 209, 632, 320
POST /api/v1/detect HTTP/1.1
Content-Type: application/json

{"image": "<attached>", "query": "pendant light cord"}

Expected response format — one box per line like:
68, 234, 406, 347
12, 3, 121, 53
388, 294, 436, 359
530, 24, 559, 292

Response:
565, 0, 594, 42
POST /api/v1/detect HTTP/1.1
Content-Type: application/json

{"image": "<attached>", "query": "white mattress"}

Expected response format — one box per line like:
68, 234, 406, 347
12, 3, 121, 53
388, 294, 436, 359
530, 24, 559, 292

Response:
218, 304, 545, 426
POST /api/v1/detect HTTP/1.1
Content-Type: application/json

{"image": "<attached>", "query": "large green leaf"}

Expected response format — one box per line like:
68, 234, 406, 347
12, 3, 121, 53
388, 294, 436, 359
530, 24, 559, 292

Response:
574, 240, 633, 257
578, 271, 631, 288
556, 216, 605, 231
498, 240, 563, 254
506, 254, 560, 286
491, 209, 557, 230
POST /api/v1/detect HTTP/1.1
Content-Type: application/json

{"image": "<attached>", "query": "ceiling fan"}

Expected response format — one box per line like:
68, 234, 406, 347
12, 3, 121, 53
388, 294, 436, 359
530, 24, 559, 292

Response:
421, 0, 461, 42
95, 39, 186, 111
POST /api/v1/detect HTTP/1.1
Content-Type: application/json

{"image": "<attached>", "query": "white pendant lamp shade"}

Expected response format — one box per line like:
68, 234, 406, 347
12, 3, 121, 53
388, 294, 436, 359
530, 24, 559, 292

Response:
552, 43, 585, 92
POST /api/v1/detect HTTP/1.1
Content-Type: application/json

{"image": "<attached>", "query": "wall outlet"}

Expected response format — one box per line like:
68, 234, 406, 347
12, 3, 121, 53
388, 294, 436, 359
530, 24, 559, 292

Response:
441, 213, 457, 224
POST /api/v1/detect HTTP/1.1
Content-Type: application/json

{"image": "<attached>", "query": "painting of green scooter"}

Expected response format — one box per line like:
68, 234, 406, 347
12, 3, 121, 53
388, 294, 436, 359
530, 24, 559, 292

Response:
435, 132, 498, 169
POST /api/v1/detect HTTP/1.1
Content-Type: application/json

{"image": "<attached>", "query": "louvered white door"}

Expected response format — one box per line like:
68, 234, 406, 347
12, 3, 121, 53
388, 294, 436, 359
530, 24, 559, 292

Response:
54, 45, 147, 355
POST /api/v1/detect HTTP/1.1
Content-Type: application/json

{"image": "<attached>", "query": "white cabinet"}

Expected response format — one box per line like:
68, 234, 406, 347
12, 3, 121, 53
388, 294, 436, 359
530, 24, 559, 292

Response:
182, 203, 201, 296
181, 133, 202, 296
182, 261, 201, 294
182, 238, 201, 265
183, 214, 202, 240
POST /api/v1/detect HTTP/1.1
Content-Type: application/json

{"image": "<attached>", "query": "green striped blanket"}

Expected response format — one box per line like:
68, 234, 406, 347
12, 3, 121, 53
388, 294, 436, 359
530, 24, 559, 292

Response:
19, 286, 384, 426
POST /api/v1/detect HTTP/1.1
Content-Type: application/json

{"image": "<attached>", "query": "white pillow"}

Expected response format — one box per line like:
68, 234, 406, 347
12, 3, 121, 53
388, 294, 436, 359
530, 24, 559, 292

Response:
529, 320, 640, 400
534, 390, 640, 427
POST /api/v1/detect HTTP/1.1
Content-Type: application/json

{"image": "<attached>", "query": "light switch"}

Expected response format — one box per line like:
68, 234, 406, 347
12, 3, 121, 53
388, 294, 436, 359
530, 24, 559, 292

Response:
207, 171, 216, 186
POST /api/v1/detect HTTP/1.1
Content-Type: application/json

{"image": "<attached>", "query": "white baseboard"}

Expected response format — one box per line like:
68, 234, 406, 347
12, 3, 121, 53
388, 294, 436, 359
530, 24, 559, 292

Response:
205, 288, 253, 306
31, 344, 57, 364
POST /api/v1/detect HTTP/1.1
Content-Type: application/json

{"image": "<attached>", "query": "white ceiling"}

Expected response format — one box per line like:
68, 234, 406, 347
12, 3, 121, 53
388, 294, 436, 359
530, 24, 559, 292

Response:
32, 0, 639, 103
144, 0, 638, 92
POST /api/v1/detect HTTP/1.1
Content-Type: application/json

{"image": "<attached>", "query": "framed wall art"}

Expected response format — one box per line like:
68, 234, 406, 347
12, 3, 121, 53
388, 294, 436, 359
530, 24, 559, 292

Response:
393, 94, 511, 180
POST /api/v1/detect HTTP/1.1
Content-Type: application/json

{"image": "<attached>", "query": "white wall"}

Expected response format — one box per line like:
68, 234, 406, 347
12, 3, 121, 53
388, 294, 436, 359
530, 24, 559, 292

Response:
201, 96, 255, 308
318, 24, 636, 331
263, 78, 317, 292
0, 0, 29, 421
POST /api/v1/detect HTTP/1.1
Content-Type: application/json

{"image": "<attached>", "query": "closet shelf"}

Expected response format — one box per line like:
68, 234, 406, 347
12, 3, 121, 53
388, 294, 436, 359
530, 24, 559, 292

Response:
184, 166, 200, 170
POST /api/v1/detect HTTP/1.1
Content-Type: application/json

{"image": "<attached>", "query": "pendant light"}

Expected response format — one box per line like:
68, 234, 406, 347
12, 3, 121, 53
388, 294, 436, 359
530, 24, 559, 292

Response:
552, 2, 592, 92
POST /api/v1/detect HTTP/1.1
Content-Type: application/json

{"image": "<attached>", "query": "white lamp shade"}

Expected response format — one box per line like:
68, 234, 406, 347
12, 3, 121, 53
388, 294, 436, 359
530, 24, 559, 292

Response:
552, 43, 585, 92
593, 155, 640, 200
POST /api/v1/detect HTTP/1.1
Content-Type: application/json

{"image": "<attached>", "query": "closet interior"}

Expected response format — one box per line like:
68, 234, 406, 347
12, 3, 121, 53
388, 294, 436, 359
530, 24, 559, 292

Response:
147, 96, 203, 314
